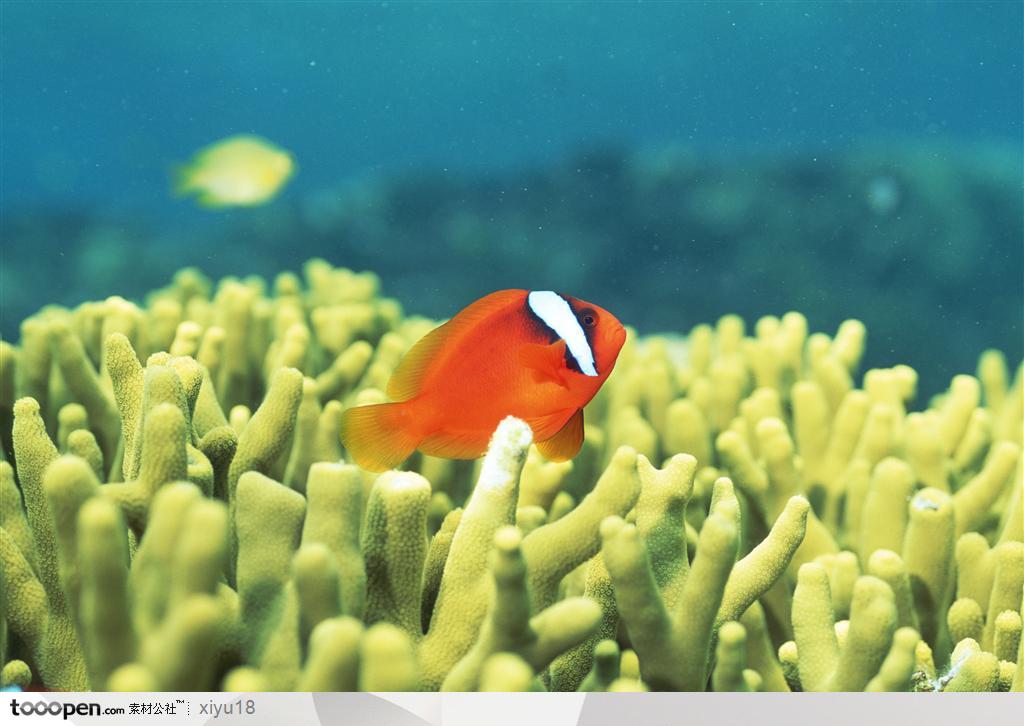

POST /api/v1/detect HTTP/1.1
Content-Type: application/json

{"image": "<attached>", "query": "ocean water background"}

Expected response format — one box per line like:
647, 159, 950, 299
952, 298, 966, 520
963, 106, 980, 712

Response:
2, 1, 1022, 397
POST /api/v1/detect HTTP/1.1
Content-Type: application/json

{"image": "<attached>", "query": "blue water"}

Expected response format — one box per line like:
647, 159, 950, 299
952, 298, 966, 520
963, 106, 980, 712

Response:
2, 1, 1022, 395
4, 2, 1020, 216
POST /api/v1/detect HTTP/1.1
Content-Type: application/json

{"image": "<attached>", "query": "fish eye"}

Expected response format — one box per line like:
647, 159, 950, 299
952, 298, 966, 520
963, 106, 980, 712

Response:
581, 309, 597, 327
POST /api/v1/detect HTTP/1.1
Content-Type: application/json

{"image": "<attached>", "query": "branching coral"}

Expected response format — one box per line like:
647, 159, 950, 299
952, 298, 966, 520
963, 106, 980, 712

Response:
0, 260, 1020, 692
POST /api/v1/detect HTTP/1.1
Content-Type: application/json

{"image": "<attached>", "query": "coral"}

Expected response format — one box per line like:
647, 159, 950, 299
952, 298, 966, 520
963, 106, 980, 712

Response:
0, 260, 1021, 693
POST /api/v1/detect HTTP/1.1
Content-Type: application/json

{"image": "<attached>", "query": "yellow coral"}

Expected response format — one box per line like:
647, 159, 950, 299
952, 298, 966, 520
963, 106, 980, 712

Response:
0, 259, 1020, 694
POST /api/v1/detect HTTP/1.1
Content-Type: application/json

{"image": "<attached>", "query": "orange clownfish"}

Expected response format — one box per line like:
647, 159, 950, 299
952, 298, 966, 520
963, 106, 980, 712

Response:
340, 289, 627, 472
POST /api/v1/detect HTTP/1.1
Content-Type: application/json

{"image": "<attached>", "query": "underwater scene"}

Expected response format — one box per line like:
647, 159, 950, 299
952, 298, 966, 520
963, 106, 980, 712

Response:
0, 1, 1022, 697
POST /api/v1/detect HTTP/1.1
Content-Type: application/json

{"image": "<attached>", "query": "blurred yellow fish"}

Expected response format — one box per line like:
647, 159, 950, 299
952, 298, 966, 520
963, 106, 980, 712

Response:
174, 134, 294, 208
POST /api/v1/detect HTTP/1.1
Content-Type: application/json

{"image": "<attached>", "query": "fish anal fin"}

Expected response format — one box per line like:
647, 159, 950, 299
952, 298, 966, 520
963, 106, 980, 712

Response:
340, 401, 420, 472
536, 409, 585, 462
419, 429, 490, 461
517, 339, 569, 386
387, 289, 526, 401
197, 193, 230, 209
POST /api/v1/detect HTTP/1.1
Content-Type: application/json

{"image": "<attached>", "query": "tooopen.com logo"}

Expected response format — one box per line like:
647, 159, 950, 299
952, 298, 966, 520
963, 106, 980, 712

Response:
9, 699, 124, 719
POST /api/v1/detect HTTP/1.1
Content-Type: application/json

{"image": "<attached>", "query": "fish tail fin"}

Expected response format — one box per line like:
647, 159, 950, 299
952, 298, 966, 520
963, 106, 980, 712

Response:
340, 401, 421, 472
171, 162, 194, 197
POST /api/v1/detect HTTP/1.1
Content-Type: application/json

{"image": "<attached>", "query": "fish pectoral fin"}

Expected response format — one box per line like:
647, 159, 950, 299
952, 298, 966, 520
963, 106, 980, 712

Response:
535, 409, 585, 462
517, 340, 570, 386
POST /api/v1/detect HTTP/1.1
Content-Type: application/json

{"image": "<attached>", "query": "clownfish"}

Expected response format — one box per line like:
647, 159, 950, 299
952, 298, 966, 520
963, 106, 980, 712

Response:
341, 289, 627, 472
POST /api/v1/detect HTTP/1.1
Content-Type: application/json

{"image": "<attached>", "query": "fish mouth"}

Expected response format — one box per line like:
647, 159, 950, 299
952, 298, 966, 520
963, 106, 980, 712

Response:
611, 323, 627, 349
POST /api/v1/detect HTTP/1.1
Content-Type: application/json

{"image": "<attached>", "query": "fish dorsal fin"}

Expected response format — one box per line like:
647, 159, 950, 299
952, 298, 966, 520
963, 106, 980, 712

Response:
536, 409, 585, 462
517, 339, 569, 385
386, 289, 525, 402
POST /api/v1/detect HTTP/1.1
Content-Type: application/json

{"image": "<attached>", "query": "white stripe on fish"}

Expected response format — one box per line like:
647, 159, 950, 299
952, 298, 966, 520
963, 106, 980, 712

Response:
527, 290, 598, 376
